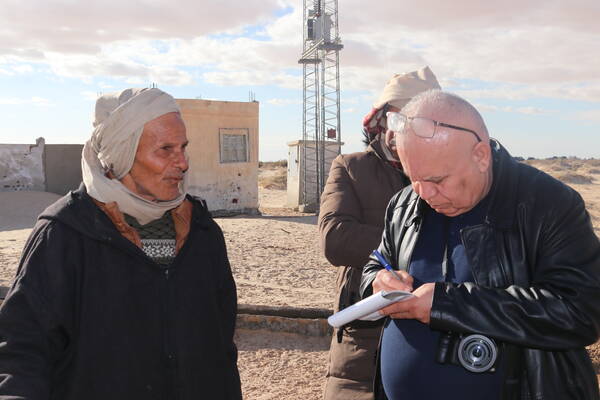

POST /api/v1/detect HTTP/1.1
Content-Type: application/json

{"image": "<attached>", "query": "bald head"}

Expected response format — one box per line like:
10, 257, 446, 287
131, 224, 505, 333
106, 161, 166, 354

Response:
402, 90, 489, 143
395, 90, 493, 216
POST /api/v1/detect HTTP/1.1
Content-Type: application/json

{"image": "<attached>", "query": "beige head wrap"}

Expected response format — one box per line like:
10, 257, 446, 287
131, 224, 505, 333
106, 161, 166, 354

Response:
373, 66, 441, 110
81, 88, 185, 225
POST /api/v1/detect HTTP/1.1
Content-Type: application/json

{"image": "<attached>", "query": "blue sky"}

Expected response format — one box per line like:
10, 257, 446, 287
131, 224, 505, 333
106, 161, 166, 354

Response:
0, 0, 599, 160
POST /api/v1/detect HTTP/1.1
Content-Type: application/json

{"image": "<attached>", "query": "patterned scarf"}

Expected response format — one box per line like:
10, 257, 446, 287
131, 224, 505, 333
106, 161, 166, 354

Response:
362, 105, 402, 169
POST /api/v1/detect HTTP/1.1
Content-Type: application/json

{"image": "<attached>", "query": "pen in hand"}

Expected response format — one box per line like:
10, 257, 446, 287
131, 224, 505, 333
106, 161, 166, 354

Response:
372, 250, 404, 282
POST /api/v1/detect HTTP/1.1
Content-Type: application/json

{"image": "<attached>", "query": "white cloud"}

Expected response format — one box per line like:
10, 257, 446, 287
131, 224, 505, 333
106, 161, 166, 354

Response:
334, 0, 600, 101
0, 0, 293, 86
203, 70, 299, 89
0, 96, 51, 106
81, 91, 99, 101
455, 82, 600, 103
12, 64, 33, 74
516, 106, 551, 115
0, 63, 34, 75
571, 110, 600, 123
266, 98, 301, 106
0, 0, 283, 55
41, 51, 193, 86
474, 103, 555, 115
0, 0, 599, 103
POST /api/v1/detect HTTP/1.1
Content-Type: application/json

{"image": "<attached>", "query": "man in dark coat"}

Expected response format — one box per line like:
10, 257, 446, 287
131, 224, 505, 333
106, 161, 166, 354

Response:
318, 67, 440, 399
0, 88, 242, 400
361, 90, 600, 399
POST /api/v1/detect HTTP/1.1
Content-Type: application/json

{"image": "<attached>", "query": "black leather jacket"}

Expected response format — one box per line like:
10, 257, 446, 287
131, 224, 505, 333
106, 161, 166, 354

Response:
360, 140, 600, 400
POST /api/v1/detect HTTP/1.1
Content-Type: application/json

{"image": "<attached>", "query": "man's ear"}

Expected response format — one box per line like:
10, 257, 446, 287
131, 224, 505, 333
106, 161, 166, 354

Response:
472, 142, 491, 173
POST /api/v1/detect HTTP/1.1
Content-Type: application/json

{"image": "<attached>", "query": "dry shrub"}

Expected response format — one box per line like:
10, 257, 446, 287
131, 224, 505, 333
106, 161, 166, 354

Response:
258, 160, 288, 189
527, 157, 594, 174
587, 168, 600, 175
586, 159, 600, 167
258, 161, 287, 189
259, 160, 288, 169
555, 172, 594, 185
260, 174, 287, 190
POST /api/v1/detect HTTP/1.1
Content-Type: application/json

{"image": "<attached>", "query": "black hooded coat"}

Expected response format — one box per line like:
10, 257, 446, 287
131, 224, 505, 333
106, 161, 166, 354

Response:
0, 186, 241, 400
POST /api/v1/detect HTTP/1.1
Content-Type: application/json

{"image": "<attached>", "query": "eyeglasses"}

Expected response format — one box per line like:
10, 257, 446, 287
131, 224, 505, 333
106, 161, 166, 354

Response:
386, 112, 482, 143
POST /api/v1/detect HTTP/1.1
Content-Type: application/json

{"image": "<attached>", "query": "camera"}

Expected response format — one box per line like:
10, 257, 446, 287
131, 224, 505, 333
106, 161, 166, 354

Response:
436, 332, 499, 373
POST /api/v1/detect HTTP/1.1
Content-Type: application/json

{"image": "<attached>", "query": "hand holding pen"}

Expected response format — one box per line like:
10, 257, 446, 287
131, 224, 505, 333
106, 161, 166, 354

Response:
371, 250, 413, 292
372, 250, 403, 280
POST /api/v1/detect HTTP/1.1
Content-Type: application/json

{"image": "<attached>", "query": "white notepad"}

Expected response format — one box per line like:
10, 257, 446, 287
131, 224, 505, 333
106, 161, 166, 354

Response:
327, 290, 414, 328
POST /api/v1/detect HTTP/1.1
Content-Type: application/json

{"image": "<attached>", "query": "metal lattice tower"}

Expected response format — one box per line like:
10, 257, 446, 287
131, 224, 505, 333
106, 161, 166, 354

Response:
298, 0, 343, 211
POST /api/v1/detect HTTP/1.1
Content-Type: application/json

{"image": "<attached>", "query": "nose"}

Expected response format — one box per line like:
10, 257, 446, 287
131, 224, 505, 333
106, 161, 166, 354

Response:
414, 181, 437, 201
384, 129, 396, 151
173, 148, 189, 172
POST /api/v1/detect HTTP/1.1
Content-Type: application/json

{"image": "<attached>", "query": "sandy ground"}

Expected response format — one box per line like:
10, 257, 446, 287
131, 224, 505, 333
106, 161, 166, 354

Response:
220, 204, 335, 309
1, 160, 599, 398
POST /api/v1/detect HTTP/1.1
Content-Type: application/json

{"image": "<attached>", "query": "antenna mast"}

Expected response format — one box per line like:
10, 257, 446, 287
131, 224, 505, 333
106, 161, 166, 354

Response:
298, 0, 343, 211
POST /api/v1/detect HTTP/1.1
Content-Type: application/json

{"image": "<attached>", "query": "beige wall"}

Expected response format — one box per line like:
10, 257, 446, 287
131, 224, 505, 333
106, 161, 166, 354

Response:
177, 99, 259, 214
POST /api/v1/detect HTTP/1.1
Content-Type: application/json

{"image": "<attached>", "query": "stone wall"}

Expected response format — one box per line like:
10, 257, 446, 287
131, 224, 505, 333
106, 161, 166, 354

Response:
0, 138, 45, 192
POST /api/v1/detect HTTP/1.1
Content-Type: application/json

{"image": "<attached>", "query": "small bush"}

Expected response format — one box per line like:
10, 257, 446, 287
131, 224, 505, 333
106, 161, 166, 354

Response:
260, 174, 287, 190
555, 172, 594, 185
259, 160, 288, 169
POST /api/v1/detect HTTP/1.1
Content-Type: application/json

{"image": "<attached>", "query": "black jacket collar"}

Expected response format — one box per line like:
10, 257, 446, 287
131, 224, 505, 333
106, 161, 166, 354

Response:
484, 139, 520, 230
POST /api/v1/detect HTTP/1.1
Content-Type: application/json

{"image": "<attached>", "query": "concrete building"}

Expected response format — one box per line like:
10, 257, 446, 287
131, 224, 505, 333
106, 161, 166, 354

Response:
177, 99, 259, 215
286, 140, 342, 210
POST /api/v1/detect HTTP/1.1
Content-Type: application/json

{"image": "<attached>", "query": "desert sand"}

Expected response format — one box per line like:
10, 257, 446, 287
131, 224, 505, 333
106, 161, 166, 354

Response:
1, 157, 599, 398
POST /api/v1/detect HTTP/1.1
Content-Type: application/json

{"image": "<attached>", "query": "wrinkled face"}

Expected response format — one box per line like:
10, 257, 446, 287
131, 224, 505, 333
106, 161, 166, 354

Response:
123, 112, 189, 201
397, 128, 491, 217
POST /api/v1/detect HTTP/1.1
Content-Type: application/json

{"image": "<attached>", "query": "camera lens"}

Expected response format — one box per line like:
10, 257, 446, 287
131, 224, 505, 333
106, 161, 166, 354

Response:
472, 345, 483, 359
457, 334, 497, 373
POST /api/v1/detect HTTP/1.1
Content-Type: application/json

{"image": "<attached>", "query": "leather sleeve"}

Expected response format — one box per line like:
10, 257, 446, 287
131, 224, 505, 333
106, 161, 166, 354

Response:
431, 187, 600, 350
318, 155, 383, 269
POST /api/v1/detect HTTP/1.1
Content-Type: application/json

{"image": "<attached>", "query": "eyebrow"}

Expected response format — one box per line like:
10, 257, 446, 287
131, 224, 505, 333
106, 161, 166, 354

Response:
422, 175, 447, 183
159, 140, 189, 147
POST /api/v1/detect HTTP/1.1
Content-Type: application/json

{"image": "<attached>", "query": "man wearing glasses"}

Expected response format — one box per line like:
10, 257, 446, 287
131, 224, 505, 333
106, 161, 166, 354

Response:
360, 90, 600, 399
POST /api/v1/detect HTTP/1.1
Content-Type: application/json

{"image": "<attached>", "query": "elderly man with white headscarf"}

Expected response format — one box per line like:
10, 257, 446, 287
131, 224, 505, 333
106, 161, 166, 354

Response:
318, 66, 441, 400
0, 88, 242, 400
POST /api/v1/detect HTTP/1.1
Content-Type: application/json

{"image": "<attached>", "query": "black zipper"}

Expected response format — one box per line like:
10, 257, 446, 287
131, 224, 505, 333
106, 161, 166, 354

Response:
160, 224, 196, 400
405, 216, 422, 276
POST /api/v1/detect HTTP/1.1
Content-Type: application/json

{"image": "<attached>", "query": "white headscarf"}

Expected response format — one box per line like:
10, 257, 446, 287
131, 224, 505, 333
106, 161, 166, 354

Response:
81, 88, 185, 225
373, 66, 441, 110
